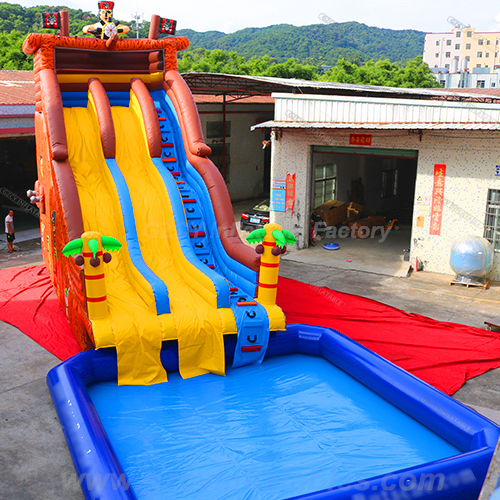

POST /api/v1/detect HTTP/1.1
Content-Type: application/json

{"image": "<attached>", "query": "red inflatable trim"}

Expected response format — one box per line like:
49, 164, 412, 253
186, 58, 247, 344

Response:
89, 78, 115, 158
131, 78, 162, 157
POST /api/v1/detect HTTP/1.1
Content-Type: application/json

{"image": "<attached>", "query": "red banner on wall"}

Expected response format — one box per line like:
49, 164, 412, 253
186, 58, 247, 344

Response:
429, 164, 446, 236
286, 173, 296, 215
349, 134, 372, 146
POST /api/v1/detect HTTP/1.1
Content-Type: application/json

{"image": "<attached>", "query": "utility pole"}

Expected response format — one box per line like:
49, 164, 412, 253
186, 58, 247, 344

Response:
131, 11, 143, 38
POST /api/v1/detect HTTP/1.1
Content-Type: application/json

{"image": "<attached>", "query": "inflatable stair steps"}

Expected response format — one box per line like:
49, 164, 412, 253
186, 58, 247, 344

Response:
156, 106, 219, 274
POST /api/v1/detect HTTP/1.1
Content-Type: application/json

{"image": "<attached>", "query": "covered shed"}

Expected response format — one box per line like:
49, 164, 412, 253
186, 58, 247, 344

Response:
252, 91, 500, 279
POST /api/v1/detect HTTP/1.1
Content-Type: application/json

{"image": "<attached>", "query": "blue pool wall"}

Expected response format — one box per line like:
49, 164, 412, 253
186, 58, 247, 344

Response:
47, 324, 500, 500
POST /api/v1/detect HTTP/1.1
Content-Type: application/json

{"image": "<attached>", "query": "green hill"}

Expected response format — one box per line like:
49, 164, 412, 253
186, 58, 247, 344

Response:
177, 22, 425, 66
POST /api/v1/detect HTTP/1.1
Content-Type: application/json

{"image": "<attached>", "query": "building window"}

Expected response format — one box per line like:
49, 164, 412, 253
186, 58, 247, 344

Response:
487, 40, 491, 45
493, 82, 496, 87
478, 52, 483, 57
484, 189, 500, 252
477, 80, 485, 88
467, 31, 472, 37
446, 39, 451, 46
477, 64, 482, 68
435, 53, 439, 58
314, 164, 337, 208
445, 52, 451, 58
382, 168, 398, 198
465, 56, 470, 61
466, 43, 471, 49
209, 143, 230, 181
478, 39, 484, 45
455, 44, 460, 50
486, 53, 490, 58
445, 64, 450, 69
436, 40, 440, 46
206, 121, 231, 139
456, 31, 461, 37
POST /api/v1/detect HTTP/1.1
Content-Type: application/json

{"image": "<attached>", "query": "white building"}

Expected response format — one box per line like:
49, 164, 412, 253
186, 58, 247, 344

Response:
423, 27, 500, 89
424, 28, 465, 73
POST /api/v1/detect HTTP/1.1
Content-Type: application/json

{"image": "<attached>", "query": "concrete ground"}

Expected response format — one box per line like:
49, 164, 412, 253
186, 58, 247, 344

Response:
285, 224, 412, 277
2, 211, 500, 499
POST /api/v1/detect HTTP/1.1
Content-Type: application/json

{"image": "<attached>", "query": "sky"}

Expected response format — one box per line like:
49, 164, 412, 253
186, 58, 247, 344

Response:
13, 0, 500, 35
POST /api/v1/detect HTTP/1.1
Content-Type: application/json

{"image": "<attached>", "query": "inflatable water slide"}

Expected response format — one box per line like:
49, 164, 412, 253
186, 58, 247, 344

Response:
22, 19, 285, 385
22, 15, 500, 500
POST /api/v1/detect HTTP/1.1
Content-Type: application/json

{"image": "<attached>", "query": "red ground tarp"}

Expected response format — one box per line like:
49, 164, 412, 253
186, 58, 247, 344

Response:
0, 265, 80, 360
1, 264, 500, 395
277, 277, 500, 395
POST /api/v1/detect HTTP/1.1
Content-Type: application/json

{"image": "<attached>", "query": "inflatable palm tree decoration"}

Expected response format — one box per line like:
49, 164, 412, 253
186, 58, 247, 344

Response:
62, 231, 122, 320
247, 223, 296, 305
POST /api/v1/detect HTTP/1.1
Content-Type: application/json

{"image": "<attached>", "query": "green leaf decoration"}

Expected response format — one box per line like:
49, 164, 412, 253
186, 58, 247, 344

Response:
88, 238, 99, 258
62, 238, 83, 257
282, 229, 296, 246
247, 228, 267, 244
101, 236, 122, 252
272, 230, 286, 248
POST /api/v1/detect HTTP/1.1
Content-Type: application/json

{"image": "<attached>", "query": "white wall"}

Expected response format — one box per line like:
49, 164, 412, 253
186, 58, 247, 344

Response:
424, 30, 464, 71
271, 127, 500, 279
197, 102, 273, 201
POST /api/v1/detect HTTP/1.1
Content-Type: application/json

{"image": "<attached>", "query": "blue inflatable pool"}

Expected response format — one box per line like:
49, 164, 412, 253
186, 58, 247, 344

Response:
47, 324, 499, 500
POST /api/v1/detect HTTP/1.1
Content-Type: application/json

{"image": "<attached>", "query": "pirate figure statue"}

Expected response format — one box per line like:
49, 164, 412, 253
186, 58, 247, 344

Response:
83, 2, 130, 39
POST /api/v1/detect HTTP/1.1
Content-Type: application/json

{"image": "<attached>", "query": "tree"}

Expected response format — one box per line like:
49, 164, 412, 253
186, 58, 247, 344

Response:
321, 56, 437, 88
264, 58, 319, 80
0, 30, 33, 70
394, 56, 438, 88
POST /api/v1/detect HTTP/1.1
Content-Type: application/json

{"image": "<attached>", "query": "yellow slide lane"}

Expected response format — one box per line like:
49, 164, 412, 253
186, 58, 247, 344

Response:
111, 103, 237, 379
64, 105, 172, 385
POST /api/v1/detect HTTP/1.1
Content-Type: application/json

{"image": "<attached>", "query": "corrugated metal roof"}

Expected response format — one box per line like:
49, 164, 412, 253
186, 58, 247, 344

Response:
446, 88, 500, 98
194, 94, 274, 104
182, 72, 500, 102
250, 92, 500, 131
251, 121, 500, 130
0, 70, 35, 106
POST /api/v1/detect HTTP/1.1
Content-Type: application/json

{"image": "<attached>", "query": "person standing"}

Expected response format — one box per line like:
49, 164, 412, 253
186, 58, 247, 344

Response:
5, 210, 15, 253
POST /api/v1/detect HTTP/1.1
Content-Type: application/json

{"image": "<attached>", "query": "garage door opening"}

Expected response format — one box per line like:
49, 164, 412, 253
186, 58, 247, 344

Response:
0, 137, 38, 232
306, 145, 419, 276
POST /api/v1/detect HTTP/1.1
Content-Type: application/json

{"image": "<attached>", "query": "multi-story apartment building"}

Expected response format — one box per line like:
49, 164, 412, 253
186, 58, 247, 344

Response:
423, 27, 500, 88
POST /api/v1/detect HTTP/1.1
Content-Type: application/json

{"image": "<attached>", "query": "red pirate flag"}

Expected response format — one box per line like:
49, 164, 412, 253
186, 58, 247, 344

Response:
159, 18, 177, 35
41, 12, 61, 29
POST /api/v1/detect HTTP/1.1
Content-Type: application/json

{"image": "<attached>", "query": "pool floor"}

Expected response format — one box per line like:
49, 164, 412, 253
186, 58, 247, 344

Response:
88, 354, 460, 500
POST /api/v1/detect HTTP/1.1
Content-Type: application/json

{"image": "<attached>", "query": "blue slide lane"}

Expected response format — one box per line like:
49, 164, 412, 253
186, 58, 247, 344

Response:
104, 159, 170, 315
